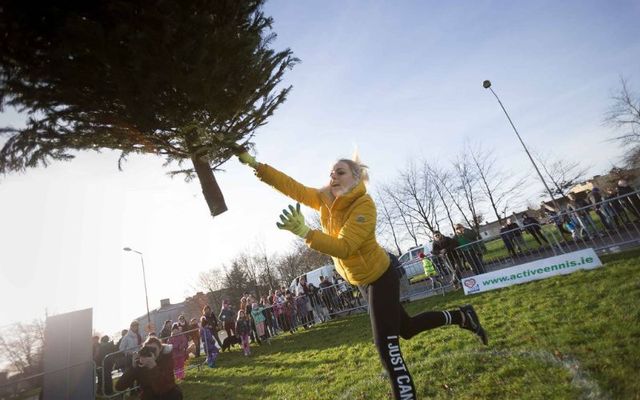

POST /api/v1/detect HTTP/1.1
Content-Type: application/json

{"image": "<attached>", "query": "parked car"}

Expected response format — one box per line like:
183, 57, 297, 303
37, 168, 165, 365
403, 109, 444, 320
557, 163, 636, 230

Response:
398, 244, 432, 265
397, 244, 432, 280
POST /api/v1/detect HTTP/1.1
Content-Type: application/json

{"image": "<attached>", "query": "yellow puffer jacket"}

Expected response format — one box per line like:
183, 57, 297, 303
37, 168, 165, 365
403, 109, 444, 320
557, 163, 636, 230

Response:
255, 163, 390, 285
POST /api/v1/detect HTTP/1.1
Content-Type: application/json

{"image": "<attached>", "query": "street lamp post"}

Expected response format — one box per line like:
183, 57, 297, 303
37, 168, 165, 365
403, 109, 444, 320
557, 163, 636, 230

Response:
123, 247, 152, 328
482, 80, 561, 211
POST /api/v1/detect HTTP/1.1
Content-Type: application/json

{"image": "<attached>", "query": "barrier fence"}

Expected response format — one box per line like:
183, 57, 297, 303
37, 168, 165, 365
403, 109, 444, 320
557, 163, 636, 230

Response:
397, 189, 640, 301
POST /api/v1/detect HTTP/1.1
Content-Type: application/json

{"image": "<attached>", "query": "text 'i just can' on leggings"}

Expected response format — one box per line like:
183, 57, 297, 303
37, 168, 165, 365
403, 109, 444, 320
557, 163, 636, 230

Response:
359, 257, 465, 400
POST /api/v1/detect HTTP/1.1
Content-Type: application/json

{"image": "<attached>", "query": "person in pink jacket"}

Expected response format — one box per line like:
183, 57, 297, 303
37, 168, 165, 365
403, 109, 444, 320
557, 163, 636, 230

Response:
166, 323, 188, 380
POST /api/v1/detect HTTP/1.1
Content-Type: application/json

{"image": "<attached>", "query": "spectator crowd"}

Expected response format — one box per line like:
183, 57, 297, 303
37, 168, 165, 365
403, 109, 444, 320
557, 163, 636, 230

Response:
92, 274, 364, 398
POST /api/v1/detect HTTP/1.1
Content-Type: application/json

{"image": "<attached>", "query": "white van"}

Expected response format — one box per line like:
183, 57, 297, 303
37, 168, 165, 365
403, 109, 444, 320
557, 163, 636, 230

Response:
398, 243, 432, 266
289, 264, 336, 293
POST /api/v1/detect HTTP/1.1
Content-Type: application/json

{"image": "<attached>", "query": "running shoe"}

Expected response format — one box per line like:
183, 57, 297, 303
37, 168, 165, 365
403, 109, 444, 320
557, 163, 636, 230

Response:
459, 304, 488, 345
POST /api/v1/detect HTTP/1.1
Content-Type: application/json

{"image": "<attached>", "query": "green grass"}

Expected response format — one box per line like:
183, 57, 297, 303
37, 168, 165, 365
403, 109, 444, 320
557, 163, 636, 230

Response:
179, 249, 640, 399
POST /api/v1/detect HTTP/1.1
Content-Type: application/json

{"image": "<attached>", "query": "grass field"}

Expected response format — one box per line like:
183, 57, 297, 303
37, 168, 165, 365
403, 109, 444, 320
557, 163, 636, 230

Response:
176, 249, 640, 399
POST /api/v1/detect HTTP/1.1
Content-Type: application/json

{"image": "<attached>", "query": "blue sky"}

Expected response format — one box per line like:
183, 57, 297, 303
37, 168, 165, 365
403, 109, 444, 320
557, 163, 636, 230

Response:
1, 0, 638, 336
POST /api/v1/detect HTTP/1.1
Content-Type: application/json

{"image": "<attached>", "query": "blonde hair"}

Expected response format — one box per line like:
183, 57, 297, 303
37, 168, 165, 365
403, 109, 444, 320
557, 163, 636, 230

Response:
337, 152, 369, 184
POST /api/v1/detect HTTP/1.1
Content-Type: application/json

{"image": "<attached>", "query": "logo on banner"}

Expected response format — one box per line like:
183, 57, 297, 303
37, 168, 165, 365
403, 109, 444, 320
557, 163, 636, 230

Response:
464, 278, 480, 293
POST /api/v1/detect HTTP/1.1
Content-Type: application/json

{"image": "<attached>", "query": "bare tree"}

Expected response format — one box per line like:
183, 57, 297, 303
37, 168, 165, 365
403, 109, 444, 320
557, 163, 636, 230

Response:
234, 252, 262, 297
193, 267, 232, 311
429, 165, 477, 232
374, 187, 403, 256
274, 251, 304, 288
0, 320, 44, 375
197, 268, 226, 294
382, 182, 420, 248
253, 241, 280, 291
604, 77, 640, 167
292, 241, 332, 271
467, 144, 527, 224
393, 162, 441, 240
453, 154, 483, 230
534, 151, 589, 197
425, 164, 457, 233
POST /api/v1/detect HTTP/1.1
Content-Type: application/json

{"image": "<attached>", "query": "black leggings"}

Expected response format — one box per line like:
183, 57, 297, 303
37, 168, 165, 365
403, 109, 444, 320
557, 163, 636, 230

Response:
359, 264, 460, 399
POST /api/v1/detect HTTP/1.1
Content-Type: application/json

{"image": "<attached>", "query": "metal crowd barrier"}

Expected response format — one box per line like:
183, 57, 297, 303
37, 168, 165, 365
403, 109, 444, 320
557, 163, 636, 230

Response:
551, 189, 640, 253
0, 361, 97, 399
453, 223, 564, 273
260, 286, 366, 336
396, 254, 456, 302
394, 189, 640, 301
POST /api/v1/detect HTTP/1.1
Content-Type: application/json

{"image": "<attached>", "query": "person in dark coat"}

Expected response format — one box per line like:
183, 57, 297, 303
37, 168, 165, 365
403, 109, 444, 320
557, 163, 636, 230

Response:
218, 300, 236, 339
567, 193, 599, 238
96, 336, 117, 395
500, 224, 518, 258
201, 305, 223, 348
115, 336, 183, 400
454, 224, 485, 275
522, 214, 549, 246
587, 187, 614, 229
605, 187, 630, 225
431, 231, 463, 282
159, 320, 172, 343
616, 179, 640, 221
188, 317, 201, 358
505, 218, 527, 253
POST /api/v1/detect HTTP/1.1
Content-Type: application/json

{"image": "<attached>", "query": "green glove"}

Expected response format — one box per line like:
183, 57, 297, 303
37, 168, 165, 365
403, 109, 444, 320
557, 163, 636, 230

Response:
276, 203, 310, 238
238, 151, 258, 168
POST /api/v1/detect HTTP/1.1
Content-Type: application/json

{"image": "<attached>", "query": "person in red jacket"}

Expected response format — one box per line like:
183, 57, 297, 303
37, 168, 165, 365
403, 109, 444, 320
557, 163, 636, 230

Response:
237, 149, 488, 400
115, 336, 182, 400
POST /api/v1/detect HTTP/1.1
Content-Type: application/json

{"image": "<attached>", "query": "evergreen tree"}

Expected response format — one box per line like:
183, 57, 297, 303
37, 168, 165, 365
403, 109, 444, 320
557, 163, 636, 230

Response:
224, 261, 250, 305
0, 0, 297, 216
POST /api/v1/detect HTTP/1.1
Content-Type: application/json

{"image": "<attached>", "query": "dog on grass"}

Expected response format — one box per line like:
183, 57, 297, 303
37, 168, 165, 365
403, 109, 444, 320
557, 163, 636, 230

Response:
221, 335, 241, 352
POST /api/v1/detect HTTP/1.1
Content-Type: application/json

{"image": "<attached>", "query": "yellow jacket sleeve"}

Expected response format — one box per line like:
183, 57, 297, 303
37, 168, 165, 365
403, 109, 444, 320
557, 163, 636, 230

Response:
305, 200, 376, 258
255, 163, 322, 211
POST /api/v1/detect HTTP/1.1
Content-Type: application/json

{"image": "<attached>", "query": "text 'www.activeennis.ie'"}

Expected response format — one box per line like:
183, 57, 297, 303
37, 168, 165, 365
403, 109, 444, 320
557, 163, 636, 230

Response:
481, 256, 595, 286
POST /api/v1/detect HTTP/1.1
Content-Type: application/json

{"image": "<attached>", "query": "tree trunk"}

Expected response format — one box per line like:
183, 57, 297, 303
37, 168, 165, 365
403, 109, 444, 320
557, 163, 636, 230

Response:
191, 154, 228, 217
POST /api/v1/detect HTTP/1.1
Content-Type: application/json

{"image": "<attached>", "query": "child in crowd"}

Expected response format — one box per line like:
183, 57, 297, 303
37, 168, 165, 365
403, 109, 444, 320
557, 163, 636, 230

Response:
199, 316, 218, 368
260, 296, 276, 337
273, 290, 286, 333
564, 217, 580, 240
251, 302, 269, 344
188, 318, 201, 358
167, 323, 188, 379
284, 292, 297, 333
177, 315, 189, 335
219, 300, 236, 339
235, 310, 252, 356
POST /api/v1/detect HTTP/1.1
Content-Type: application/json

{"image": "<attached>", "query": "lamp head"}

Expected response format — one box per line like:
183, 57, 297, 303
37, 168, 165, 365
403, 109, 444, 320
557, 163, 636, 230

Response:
483, 80, 492, 89
123, 247, 132, 252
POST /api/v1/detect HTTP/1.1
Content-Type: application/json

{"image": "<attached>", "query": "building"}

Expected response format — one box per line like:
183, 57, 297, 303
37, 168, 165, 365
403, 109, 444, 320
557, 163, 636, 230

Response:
568, 167, 640, 195
134, 298, 186, 337
131, 291, 216, 337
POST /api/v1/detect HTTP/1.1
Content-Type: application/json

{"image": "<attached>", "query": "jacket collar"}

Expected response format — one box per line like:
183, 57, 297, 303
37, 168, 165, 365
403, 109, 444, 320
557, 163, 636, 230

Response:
331, 180, 366, 211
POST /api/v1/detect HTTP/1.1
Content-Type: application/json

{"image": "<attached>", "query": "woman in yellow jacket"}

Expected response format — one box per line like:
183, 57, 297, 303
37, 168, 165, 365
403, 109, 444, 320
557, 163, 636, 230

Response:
238, 150, 488, 399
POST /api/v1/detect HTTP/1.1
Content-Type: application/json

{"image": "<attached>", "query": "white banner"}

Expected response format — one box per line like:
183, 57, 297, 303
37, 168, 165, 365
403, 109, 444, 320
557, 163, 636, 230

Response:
462, 248, 602, 295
